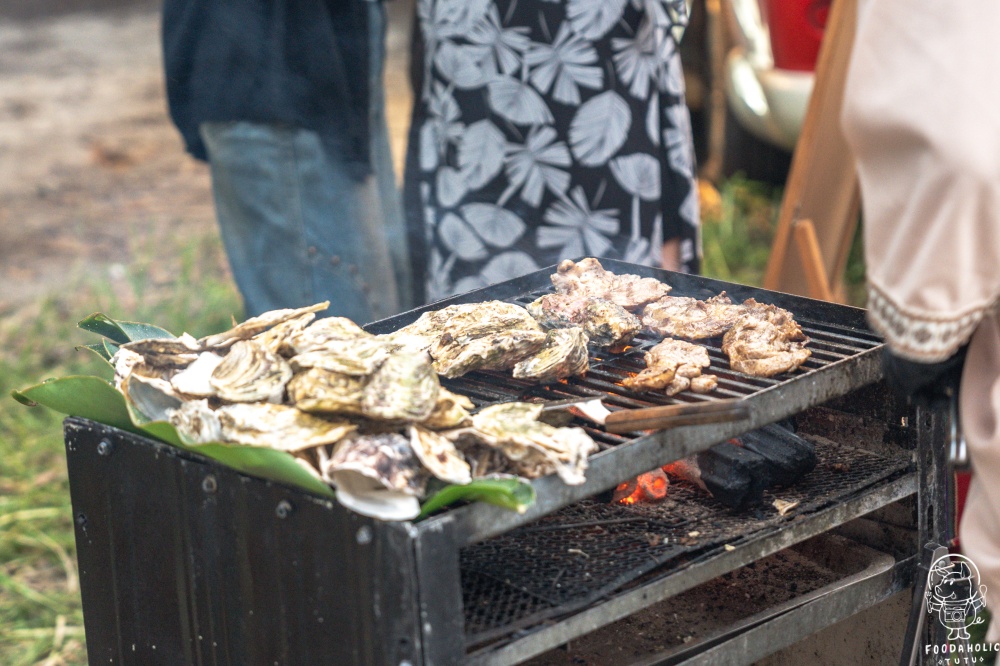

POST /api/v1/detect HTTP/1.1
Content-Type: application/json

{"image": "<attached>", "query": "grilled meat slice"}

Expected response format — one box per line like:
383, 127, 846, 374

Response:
527, 293, 640, 351
622, 338, 713, 394
642, 292, 746, 339
722, 299, 811, 377
551, 257, 670, 311
512, 326, 590, 383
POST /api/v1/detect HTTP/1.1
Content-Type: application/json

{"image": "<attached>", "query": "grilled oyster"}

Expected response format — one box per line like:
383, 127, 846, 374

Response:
209, 339, 293, 403
362, 350, 440, 422
289, 336, 392, 376
169, 399, 223, 444
253, 312, 317, 356
722, 299, 811, 377
199, 302, 330, 349
421, 388, 475, 430
433, 328, 547, 378
512, 327, 589, 383
324, 432, 429, 520
642, 292, 746, 339
389, 301, 542, 353
287, 367, 367, 416
286, 316, 373, 354
120, 332, 202, 368
409, 426, 472, 484
527, 293, 640, 351
551, 258, 670, 311
216, 402, 355, 451
622, 338, 712, 394
169, 352, 224, 398
465, 403, 597, 485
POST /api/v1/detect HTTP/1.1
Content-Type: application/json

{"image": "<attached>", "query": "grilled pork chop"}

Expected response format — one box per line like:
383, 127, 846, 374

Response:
722, 299, 810, 377
642, 292, 746, 339
622, 338, 718, 396
551, 258, 670, 312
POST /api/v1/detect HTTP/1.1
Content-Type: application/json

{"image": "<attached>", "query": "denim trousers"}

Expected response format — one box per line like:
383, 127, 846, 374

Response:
199, 5, 408, 324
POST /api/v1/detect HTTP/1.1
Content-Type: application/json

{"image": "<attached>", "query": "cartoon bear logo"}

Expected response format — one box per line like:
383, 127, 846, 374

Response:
926, 554, 988, 641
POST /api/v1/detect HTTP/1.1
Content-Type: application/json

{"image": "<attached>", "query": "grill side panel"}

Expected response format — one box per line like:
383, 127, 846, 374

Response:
65, 418, 423, 666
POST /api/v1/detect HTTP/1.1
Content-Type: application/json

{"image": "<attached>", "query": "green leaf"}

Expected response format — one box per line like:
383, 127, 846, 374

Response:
11, 375, 334, 499
78, 313, 175, 343
418, 477, 536, 518
11, 376, 138, 433
76, 343, 114, 363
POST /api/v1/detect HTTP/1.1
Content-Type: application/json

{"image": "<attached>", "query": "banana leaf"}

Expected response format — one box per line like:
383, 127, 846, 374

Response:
78, 313, 174, 344
11, 376, 334, 499
76, 339, 120, 364
418, 477, 536, 519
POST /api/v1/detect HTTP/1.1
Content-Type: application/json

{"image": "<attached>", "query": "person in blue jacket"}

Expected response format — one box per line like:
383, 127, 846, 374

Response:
162, 0, 409, 323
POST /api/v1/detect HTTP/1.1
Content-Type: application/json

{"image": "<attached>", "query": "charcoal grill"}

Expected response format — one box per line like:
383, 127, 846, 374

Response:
63, 260, 951, 665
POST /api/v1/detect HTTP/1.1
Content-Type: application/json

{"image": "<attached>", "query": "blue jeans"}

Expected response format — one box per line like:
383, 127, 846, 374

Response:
199, 5, 408, 323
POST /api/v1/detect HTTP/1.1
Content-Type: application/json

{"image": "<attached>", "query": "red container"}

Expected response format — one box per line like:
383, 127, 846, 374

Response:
763, 0, 830, 71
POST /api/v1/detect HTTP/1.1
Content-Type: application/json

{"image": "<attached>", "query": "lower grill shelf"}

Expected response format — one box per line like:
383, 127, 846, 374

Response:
522, 532, 898, 665
461, 436, 911, 647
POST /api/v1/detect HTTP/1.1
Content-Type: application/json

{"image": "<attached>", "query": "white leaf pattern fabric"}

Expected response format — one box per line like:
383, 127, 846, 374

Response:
568, 91, 631, 166
406, 0, 700, 302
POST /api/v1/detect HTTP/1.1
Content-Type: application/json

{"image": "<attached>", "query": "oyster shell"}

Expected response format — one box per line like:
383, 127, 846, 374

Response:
111, 347, 146, 390
409, 426, 472, 484
466, 403, 597, 485
216, 402, 355, 451
286, 316, 373, 353
362, 350, 440, 422
169, 399, 223, 444
209, 339, 293, 403
122, 372, 182, 423
253, 312, 317, 356
432, 329, 548, 378
512, 327, 590, 383
169, 352, 224, 398
199, 302, 330, 349
527, 294, 640, 351
120, 332, 202, 368
324, 433, 429, 520
287, 367, 366, 416
389, 301, 542, 354
421, 388, 475, 430
289, 336, 392, 376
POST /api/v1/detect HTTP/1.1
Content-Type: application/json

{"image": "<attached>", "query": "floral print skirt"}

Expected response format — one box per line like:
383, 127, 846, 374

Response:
404, 0, 701, 302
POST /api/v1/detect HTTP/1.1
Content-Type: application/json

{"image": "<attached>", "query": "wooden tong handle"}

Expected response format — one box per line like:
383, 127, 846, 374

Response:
603, 399, 750, 434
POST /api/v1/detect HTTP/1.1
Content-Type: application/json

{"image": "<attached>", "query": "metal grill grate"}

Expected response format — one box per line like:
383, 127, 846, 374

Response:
460, 436, 909, 645
441, 288, 883, 447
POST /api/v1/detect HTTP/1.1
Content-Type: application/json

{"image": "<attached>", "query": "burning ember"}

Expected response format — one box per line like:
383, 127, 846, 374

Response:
613, 468, 669, 505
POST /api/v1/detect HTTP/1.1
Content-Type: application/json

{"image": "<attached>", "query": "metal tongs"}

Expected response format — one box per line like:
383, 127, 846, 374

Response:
541, 397, 750, 434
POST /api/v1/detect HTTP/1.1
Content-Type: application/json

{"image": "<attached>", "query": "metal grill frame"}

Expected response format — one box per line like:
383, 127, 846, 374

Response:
63, 261, 952, 666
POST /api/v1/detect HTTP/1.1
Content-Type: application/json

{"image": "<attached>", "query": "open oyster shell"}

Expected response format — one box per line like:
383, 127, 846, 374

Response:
512, 327, 589, 383
215, 402, 355, 452
120, 332, 202, 368
122, 372, 182, 423
324, 433, 429, 520
464, 403, 598, 485
169, 352, 224, 398
362, 350, 440, 422
287, 367, 366, 416
409, 426, 472, 485
169, 399, 223, 444
420, 388, 475, 430
252, 312, 317, 356
199, 302, 330, 350
210, 339, 293, 403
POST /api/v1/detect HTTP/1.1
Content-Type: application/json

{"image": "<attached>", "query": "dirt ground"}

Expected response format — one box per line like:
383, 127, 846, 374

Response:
0, 0, 414, 316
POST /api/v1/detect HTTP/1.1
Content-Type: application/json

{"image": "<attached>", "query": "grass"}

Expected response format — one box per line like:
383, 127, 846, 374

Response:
0, 231, 240, 666
0, 177, 867, 664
